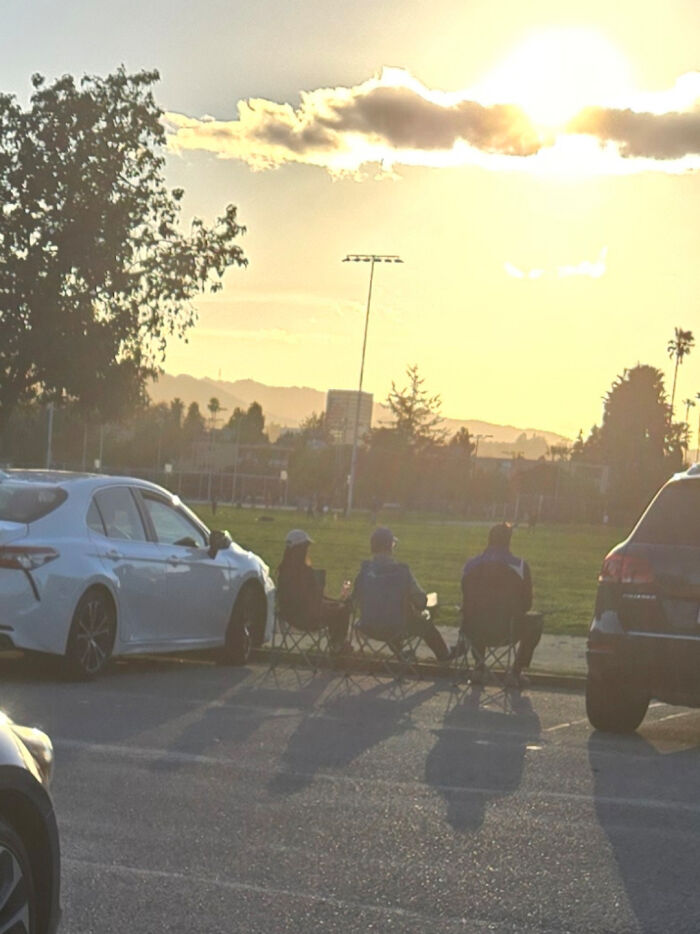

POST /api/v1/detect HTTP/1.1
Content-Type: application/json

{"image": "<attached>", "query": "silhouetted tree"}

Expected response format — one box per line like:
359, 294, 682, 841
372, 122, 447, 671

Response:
228, 401, 269, 444
449, 427, 476, 456
386, 364, 445, 448
0, 68, 248, 442
667, 327, 694, 415
573, 365, 684, 520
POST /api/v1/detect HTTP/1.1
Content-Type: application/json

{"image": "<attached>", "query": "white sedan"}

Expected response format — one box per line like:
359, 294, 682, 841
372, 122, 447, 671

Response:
0, 470, 275, 677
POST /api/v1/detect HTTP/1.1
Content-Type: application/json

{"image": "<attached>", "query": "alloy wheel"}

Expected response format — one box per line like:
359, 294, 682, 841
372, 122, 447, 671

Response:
0, 843, 31, 934
72, 592, 115, 676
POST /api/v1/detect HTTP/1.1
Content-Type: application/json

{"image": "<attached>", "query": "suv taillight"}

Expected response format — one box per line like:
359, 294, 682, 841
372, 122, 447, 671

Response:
598, 553, 655, 585
0, 546, 59, 571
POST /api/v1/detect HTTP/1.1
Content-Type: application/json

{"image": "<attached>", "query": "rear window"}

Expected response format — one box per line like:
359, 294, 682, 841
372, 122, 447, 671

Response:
0, 483, 68, 523
632, 480, 700, 547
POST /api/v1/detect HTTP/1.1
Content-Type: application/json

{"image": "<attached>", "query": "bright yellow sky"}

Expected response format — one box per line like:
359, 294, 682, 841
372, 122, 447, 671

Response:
4, 0, 700, 437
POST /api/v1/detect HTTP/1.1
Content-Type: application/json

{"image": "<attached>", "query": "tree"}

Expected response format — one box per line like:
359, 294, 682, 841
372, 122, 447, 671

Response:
449, 427, 476, 456
207, 397, 223, 428
667, 327, 694, 415
0, 68, 248, 439
228, 401, 269, 445
385, 365, 445, 448
183, 401, 205, 440
170, 397, 185, 428
573, 365, 683, 519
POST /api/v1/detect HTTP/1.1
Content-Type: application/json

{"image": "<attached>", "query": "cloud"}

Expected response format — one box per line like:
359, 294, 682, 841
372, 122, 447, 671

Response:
557, 247, 608, 279
165, 68, 542, 173
505, 248, 607, 280
166, 68, 700, 175
195, 327, 334, 345
568, 106, 700, 160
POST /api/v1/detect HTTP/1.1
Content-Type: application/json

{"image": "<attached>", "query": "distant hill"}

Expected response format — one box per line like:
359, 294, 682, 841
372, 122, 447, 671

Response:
148, 373, 569, 454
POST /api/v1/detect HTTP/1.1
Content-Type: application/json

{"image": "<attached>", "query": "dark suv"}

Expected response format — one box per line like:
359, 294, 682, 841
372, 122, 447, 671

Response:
587, 465, 700, 732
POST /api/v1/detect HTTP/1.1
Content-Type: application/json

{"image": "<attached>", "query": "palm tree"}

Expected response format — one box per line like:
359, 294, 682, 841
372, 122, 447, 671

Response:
667, 327, 694, 416
207, 396, 222, 429
683, 397, 696, 425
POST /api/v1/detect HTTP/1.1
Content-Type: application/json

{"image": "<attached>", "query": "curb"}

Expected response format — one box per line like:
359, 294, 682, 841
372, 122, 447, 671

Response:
250, 648, 586, 693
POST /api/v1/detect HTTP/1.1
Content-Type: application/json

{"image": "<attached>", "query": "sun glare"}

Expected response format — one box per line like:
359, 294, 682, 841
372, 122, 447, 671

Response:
474, 28, 632, 129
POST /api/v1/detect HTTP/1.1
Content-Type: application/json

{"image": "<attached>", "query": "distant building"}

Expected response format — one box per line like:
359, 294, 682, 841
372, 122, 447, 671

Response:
325, 390, 373, 445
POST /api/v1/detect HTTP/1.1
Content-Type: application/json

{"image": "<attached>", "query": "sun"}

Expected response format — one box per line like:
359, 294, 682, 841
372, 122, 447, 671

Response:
474, 28, 632, 130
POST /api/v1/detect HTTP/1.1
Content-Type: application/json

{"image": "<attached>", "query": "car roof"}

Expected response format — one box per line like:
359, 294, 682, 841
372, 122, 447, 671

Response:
1, 469, 172, 497
670, 464, 700, 482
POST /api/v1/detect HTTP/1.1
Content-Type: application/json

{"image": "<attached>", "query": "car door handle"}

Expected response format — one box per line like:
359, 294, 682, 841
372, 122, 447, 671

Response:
105, 549, 122, 560
167, 555, 183, 566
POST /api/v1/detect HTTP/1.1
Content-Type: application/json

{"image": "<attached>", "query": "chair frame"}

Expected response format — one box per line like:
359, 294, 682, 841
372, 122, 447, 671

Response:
270, 608, 332, 672
353, 623, 423, 680
452, 620, 518, 686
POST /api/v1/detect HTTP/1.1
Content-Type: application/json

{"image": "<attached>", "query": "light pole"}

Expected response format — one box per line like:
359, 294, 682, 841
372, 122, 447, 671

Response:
342, 253, 403, 515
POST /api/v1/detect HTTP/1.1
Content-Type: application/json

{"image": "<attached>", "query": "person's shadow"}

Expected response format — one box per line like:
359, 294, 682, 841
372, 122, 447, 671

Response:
268, 680, 438, 795
588, 729, 700, 934
425, 687, 541, 832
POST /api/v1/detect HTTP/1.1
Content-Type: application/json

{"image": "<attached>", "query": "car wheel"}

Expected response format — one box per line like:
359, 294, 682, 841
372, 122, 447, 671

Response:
0, 816, 36, 934
586, 673, 650, 733
65, 587, 116, 680
221, 585, 265, 666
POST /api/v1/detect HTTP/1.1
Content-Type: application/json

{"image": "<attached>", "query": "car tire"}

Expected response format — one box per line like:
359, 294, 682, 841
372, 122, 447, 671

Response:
65, 587, 116, 680
221, 585, 265, 666
0, 815, 36, 933
586, 673, 650, 733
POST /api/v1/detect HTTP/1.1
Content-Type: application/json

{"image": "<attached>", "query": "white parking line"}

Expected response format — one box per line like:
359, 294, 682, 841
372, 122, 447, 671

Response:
63, 856, 475, 928
55, 737, 700, 814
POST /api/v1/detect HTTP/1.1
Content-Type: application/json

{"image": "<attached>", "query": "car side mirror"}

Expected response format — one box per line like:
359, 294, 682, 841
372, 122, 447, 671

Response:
208, 529, 232, 558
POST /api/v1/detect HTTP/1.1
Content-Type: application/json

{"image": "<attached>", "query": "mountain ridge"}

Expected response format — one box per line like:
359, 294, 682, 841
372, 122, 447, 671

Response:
148, 373, 570, 452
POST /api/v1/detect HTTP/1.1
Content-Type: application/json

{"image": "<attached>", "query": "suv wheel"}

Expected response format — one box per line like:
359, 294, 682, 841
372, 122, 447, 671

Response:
586, 673, 650, 733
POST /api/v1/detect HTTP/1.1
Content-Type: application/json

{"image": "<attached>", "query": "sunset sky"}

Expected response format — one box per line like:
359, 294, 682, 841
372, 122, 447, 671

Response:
3, 0, 700, 438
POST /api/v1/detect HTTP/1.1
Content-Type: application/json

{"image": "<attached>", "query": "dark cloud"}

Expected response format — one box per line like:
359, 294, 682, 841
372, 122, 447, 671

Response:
568, 106, 700, 160
316, 85, 540, 156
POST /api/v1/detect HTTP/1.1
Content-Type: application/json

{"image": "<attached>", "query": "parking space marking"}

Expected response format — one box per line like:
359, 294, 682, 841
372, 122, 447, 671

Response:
55, 737, 700, 814
63, 856, 479, 930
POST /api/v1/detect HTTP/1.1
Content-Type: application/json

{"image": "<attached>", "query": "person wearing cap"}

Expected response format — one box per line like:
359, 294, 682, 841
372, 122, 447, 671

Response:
352, 527, 450, 661
276, 529, 351, 653
460, 523, 542, 686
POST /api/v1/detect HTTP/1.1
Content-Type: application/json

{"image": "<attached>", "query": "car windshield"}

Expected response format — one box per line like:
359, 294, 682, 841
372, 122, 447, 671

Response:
632, 480, 700, 547
0, 482, 67, 523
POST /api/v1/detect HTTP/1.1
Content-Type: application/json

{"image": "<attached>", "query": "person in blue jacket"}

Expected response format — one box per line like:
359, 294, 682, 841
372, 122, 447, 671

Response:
352, 527, 450, 661
461, 523, 542, 685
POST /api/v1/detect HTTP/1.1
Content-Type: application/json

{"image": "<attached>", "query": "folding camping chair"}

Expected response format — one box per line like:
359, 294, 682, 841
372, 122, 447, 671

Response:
353, 593, 439, 681
269, 569, 332, 672
454, 562, 523, 687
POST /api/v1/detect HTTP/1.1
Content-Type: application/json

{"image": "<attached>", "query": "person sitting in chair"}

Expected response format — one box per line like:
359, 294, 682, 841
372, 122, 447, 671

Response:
460, 523, 542, 686
277, 529, 351, 654
352, 527, 450, 662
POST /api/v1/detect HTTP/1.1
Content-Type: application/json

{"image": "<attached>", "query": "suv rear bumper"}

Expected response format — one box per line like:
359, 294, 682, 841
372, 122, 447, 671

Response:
588, 620, 700, 706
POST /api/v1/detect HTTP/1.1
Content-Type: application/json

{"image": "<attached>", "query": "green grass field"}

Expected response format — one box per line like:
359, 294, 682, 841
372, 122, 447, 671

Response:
193, 504, 629, 637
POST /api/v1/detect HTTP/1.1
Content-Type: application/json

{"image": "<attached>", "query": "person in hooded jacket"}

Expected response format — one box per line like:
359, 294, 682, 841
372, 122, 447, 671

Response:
352, 527, 450, 661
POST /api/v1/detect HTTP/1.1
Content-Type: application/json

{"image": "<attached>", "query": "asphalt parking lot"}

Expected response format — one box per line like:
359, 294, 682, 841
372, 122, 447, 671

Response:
3, 655, 700, 933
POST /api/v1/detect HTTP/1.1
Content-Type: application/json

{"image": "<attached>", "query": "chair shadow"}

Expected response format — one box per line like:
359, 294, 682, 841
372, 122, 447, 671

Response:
425, 686, 541, 833
152, 667, 337, 774
588, 729, 700, 934
268, 679, 439, 796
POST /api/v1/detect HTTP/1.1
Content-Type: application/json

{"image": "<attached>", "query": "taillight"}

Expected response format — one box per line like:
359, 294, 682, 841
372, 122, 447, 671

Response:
598, 552, 655, 585
0, 546, 59, 571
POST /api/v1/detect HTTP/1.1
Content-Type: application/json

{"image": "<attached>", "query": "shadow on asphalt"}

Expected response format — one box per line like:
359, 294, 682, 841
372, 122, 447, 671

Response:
425, 686, 541, 832
588, 729, 700, 934
268, 679, 440, 796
